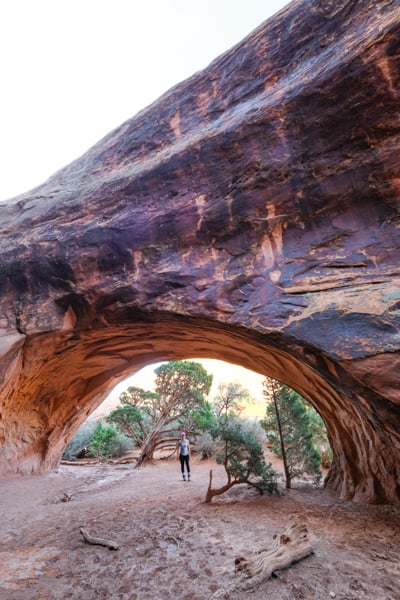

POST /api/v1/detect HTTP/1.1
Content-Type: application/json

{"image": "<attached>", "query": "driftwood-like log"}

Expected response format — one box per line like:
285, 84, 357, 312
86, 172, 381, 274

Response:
106, 455, 137, 464
235, 523, 313, 587
61, 459, 97, 466
62, 492, 74, 502
75, 446, 90, 459
79, 527, 119, 550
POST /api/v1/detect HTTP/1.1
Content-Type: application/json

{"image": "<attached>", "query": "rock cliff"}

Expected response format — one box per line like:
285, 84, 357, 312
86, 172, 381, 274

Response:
0, 0, 399, 503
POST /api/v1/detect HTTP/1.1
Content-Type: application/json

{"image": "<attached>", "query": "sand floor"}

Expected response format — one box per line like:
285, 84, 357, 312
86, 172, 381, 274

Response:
1, 454, 399, 599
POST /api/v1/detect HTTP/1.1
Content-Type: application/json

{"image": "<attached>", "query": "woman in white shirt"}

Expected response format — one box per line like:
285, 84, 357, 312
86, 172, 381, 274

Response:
177, 431, 191, 481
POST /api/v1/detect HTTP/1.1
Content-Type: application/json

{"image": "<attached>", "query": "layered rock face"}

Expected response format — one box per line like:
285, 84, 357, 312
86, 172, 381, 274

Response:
0, 0, 399, 503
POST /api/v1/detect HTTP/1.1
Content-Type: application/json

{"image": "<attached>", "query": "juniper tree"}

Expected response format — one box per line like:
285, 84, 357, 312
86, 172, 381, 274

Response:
261, 379, 322, 489
108, 361, 212, 466
205, 418, 278, 503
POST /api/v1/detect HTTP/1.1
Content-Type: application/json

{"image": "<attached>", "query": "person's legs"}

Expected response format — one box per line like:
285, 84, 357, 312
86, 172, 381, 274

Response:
184, 455, 190, 480
179, 455, 186, 480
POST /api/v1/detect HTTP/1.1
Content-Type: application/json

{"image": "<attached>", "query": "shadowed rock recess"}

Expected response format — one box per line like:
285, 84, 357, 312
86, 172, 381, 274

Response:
0, 0, 399, 504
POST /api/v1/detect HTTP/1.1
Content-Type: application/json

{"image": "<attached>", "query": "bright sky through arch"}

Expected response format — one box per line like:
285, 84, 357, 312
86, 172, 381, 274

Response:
0, 0, 289, 202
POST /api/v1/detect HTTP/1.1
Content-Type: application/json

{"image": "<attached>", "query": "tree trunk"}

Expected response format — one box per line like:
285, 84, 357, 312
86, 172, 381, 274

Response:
135, 419, 166, 466
272, 381, 291, 489
235, 523, 313, 588
135, 433, 157, 466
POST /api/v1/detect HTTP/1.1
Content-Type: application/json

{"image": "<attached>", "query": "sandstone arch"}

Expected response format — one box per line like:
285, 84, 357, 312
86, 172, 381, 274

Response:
0, 0, 399, 504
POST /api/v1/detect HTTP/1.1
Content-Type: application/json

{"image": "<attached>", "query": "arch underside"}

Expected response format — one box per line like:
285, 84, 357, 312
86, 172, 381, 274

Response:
2, 314, 399, 504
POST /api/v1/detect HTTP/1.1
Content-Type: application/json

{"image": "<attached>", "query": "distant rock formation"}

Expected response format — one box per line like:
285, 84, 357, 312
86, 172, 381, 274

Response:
0, 0, 399, 503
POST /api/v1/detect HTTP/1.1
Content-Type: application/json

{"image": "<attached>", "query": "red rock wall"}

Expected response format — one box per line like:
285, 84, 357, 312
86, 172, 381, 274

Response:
0, 0, 399, 503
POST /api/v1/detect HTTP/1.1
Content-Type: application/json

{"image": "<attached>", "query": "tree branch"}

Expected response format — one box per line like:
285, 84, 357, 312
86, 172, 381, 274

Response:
80, 528, 119, 550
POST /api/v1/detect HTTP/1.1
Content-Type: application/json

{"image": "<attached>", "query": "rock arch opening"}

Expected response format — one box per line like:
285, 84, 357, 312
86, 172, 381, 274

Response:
84, 356, 332, 484
1, 315, 398, 504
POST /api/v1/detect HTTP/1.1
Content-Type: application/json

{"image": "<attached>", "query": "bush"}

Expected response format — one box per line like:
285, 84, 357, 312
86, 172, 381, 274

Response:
196, 431, 217, 459
62, 421, 97, 460
215, 421, 278, 494
62, 419, 134, 462
205, 419, 278, 502
240, 417, 266, 445
90, 421, 134, 459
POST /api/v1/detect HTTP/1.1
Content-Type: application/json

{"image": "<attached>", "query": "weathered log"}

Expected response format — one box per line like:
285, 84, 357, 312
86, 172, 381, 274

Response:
62, 492, 74, 502
79, 527, 119, 550
75, 446, 90, 459
60, 459, 98, 466
106, 455, 137, 464
235, 523, 313, 587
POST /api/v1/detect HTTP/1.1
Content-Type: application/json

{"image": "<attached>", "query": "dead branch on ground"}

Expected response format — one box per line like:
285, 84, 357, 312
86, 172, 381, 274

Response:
235, 523, 313, 588
62, 492, 74, 502
79, 527, 119, 550
61, 459, 97, 466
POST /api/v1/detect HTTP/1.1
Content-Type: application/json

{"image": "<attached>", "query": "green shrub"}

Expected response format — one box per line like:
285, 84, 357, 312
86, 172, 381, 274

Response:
62, 421, 97, 460
62, 419, 134, 461
205, 418, 278, 502
90, 421, 133, 459
196, 431, 217, 459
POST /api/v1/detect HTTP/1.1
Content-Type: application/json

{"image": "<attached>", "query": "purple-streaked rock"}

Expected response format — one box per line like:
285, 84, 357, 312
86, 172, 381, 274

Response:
0, 0, 399, 503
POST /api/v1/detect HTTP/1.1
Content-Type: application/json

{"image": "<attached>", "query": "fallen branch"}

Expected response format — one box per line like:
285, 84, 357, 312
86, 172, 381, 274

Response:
75, 446, 90, 459
62, 492, 74, 502
61, 459, 98, 466
235, 523, 313, 588
79, 528, 119, 550
165, 534, 180, 549
107, 456, 137, 464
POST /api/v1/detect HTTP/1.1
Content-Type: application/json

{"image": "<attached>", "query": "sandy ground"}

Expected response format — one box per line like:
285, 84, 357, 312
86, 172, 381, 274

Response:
0, 452, 399, 600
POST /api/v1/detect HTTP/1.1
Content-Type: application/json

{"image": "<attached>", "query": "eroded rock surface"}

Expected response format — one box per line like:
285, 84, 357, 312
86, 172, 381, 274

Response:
0, 0, 399, 503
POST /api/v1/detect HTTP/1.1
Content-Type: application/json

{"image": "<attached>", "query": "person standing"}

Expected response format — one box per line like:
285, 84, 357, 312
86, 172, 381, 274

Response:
177, 431, 191, 481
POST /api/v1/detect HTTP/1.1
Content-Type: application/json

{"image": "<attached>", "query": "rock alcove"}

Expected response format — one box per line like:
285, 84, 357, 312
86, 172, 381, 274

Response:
0, 0, 399, 504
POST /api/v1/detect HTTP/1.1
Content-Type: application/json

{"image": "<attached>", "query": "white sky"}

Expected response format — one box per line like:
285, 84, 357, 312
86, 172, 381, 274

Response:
0, 0, 289, 202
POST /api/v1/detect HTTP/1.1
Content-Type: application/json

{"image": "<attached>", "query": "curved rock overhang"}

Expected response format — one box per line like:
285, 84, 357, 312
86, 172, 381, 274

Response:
0, 0, 399, 504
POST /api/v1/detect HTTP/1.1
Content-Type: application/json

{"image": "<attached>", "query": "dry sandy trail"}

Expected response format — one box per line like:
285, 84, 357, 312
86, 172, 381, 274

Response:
0, 454, 399, 599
